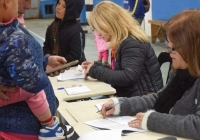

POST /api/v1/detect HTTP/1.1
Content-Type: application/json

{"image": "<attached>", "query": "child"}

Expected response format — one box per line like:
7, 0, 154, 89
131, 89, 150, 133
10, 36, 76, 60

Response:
43, 0, 86, 65
0, 0, 73, 139
94, 30, 109, 64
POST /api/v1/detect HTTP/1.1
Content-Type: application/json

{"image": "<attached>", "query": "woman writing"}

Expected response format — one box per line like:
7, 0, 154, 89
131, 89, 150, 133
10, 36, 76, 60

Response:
101, 9, 200, 139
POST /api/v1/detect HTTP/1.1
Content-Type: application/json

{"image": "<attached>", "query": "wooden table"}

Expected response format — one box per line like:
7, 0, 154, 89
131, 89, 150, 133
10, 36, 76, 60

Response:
148, 20, 167, 43
49, 71, 116, 101
58, 99, 191, 140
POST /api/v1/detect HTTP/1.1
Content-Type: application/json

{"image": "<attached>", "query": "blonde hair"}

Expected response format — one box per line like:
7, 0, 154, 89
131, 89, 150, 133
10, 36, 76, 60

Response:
88, 1, 149, 51
164, 9, 200, 77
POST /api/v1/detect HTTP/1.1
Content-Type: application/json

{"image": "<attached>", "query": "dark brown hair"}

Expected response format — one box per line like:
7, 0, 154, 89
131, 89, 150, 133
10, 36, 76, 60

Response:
52, 20, 61, 55
164, 9, 200, 77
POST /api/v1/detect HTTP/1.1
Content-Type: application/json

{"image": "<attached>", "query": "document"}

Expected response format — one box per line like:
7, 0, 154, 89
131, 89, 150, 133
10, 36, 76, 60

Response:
57, 70, 84, 81
77, 130, 121, 140
65, 85, 90, 95
84, 116, 147, 136
95, 103, 104, 111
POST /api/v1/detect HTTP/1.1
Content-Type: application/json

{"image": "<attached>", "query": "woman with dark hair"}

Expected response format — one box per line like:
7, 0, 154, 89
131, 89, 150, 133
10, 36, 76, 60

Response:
43, 0, 86, 65
101, 9, 200, 139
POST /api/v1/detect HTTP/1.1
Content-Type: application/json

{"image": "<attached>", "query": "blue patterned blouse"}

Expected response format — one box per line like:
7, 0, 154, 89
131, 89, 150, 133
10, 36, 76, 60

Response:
0, 18, 56, 135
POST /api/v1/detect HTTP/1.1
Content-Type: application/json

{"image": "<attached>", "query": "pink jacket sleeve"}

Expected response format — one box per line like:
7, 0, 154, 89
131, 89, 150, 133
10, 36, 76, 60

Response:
94, 31, 109, 52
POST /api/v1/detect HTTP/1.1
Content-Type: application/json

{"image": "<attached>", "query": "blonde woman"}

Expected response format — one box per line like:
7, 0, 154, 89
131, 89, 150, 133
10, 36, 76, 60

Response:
101, 9, 200, 139
82, 1, 163, 97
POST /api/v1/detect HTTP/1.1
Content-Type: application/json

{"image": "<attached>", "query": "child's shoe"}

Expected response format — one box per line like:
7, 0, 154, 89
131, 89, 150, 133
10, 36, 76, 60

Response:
38, 116, 74, 140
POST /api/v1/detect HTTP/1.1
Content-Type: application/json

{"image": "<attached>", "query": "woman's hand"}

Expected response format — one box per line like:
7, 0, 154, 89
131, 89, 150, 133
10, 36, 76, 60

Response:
81, 61, 94, 78
128, 112, 144, 129
101, 99, 115, 119
0, 85, 16, 100
81, 61, 94, 69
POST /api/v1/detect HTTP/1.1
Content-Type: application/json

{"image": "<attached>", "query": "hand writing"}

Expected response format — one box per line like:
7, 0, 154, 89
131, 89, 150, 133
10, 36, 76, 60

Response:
101, 99, 115, 118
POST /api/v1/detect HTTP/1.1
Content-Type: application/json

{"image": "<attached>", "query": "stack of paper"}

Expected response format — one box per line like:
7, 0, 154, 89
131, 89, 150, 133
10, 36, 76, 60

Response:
95, 103, 104, 111
65, 85, 90, 95
57, 70, 84, 81
84, 116, 147, 136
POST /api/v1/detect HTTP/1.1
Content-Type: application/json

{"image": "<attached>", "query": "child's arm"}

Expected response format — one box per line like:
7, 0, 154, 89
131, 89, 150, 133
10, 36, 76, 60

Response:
4, 34, 49, 93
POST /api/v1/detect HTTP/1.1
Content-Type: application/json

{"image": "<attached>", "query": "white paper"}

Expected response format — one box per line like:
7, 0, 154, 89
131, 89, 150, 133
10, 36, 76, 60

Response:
95, 103, 104, 111
77, 130, 121, 140
65, 85, 90, 95
84, 116, 147, 135
107, 116, 136, 126
76, 65, 84, 73
57, 70, 84, 81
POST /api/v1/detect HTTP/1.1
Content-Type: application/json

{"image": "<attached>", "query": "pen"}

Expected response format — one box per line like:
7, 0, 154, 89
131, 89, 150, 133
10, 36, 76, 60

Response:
57, 87, 65, 90
96, 100, 124, 113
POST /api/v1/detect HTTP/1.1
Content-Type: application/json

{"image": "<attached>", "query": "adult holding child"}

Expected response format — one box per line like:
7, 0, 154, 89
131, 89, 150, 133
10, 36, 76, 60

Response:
101, 9, 200, 139
0, 0, 71, 139
82, 1, 163, 97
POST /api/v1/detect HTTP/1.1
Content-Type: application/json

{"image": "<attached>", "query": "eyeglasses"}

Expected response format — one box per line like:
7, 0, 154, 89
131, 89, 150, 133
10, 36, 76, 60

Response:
166, 47, 176, 53
162, 28, 176, 53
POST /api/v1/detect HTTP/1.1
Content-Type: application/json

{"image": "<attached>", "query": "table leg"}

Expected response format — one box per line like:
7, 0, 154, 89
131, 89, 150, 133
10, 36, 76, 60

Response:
151, 24, 159, 43
150, 24, 164, 43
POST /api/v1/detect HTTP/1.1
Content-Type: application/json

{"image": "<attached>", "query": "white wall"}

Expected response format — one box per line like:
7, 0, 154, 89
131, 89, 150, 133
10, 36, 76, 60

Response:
142, 0, 152, 37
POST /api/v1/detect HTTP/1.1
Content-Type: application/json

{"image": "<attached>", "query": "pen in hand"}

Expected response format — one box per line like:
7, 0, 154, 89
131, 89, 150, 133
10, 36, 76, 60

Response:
96, 100, 124, 113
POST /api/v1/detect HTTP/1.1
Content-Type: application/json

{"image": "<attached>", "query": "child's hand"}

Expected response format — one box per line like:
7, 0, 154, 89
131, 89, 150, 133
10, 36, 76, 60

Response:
0, 85, 16, 100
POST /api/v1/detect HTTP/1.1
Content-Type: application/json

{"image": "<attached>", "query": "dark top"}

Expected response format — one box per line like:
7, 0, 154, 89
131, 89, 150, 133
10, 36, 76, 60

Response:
43, 0, 86, 65
89, 36, 163, 97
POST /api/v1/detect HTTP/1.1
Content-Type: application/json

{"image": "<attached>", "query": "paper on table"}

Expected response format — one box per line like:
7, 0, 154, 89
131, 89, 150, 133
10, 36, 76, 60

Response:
84, 116, 147, 136
76, 65, 84, 73
107, 116, 136, 126
57, 70, 84, 81
65, 85, 90, 95
95, 103, 104, 111
77, 130, 121, 140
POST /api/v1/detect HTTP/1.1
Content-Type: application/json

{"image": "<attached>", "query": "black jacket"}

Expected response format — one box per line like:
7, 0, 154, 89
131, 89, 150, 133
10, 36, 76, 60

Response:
43, 0, 86, 65
89, 36, 163, 97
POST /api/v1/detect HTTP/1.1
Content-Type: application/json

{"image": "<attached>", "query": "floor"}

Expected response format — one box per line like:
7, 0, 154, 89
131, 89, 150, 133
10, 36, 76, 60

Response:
25, 18, 169, 84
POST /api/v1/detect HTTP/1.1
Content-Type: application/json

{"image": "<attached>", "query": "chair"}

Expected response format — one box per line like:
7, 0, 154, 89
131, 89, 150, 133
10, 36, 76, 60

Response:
158, 51, 172, 84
